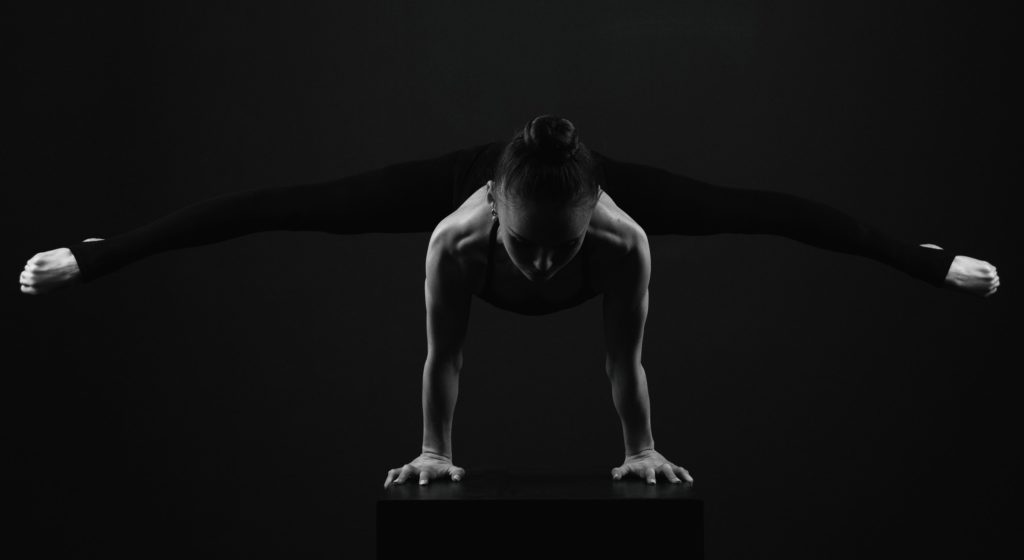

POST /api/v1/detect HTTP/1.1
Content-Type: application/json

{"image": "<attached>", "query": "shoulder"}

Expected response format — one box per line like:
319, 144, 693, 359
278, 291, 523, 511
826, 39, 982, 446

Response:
426, 203, 491, 293
589, 193, 650, 294
608, 225, 651, 288
589, 191, 650, 265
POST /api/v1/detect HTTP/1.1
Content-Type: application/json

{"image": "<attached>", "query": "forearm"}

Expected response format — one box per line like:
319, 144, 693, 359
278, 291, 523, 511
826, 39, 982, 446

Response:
421, 359, 460, 459
607, 364, 655, 456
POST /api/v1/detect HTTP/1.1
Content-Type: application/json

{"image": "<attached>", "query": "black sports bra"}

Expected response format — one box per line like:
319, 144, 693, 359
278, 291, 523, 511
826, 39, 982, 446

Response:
475, 217, 602, 316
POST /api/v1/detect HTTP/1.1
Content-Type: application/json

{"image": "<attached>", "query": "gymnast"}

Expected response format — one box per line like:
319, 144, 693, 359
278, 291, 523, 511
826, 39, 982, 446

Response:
19, 114, 999, 488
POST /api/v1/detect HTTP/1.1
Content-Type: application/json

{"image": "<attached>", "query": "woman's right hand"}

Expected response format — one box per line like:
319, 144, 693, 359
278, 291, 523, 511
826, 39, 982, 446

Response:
19, 238, 103, 295
384, 451, 465, 488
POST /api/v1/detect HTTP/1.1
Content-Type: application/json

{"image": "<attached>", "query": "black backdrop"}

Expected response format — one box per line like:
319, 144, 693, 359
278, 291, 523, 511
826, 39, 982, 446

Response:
7, 1, 1018, 558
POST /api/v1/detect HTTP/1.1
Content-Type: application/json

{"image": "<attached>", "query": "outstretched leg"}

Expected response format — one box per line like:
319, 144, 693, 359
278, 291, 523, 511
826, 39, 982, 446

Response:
66, 146, 480, 283
592, 151, 955, 288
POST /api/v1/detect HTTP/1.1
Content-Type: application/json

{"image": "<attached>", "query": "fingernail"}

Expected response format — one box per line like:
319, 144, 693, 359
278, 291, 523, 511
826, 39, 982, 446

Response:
453, 476, 461, 481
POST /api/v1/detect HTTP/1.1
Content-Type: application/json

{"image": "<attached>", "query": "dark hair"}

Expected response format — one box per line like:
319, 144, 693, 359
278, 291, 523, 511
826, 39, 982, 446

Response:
493, 114, 599, 208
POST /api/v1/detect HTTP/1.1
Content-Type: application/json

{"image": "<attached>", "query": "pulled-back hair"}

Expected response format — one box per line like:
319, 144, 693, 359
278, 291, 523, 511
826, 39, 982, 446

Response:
493, 114, 600, 208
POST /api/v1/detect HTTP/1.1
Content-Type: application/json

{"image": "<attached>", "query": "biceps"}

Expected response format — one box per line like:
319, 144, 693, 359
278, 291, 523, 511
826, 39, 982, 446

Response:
423, 229, 474, 366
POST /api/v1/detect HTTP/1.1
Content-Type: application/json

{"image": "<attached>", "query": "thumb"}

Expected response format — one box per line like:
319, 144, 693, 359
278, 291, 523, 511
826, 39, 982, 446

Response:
449, 467, 465, 482
611, 467, 625, 480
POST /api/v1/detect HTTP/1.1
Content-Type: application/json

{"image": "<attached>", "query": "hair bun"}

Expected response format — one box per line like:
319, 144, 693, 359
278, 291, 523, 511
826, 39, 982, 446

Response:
523, 114, 580, 163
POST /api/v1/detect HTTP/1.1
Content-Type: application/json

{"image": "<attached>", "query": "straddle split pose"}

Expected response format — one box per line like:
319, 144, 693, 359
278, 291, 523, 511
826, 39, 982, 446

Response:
20, 115, 999, 487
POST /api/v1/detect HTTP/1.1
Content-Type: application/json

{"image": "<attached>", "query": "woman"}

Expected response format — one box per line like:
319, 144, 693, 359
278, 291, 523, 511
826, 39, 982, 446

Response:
19, 115, 999, 488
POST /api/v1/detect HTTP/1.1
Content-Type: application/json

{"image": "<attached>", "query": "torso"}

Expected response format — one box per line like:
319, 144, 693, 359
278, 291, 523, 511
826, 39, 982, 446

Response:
435, 183, 644, 315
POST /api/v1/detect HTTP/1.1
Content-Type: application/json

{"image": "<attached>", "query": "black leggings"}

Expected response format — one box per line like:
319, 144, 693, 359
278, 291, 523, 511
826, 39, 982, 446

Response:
66, 142, 954, 287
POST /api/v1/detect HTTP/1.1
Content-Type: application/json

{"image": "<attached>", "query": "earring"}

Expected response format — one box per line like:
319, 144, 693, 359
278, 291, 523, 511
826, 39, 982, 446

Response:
490, 206, 497, 219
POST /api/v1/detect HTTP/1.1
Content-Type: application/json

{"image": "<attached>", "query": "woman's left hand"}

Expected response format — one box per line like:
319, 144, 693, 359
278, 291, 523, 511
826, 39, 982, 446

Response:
611, 449, 693, 485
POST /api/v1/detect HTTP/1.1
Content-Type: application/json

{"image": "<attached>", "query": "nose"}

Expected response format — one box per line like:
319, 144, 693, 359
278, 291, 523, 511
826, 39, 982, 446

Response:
531, 250, 556, 274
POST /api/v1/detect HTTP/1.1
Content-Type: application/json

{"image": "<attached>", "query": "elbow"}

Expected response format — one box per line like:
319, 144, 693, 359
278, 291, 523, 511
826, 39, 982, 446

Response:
425, 352, 463, 376
605, 357, 642, 378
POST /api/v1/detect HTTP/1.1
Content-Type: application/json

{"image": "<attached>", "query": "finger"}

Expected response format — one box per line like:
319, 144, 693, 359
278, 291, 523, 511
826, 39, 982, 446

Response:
645, 467, 657, 484
611, 467, 624, 480
659, 464, 682, 484
395, 464, 414, 484
674, 466, 694, 483
384, 469, 397, 489
450, 467, 465, 482
419, 470, 430, 486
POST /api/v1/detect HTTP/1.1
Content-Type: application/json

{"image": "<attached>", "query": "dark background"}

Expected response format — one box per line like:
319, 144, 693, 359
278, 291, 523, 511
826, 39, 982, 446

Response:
6, 1, 1018, 558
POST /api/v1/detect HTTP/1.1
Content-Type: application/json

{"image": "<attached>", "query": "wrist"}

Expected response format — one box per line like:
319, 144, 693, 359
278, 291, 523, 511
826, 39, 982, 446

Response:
622, 427, 655, 458
625, 443, 656, 459
421, 447, 452, 460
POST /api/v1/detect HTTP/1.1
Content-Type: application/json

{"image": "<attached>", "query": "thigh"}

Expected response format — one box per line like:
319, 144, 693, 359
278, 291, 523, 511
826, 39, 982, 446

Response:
593, 150, 733, 236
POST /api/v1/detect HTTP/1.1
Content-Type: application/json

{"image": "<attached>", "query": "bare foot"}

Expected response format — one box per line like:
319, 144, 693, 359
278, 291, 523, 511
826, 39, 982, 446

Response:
947, 255, 1000, 298
919, 243, 999, 298
20, 238, 103, 295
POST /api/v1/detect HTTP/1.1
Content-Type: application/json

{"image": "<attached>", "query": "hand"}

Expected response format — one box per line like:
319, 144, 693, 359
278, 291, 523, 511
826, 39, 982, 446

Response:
611, 449, 693, 485
921, 244, 1000, 298
383, 451, 466, 489
19, 238, 103, 295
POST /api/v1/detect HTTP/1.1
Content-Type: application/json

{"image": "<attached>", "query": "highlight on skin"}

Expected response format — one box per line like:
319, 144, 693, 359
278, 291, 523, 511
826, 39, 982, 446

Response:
489, 183, 598, 282
486, 113, 603, 283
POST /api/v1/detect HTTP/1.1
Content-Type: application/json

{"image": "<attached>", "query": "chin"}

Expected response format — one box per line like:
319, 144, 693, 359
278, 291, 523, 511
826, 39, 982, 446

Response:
523, 269, 556, 282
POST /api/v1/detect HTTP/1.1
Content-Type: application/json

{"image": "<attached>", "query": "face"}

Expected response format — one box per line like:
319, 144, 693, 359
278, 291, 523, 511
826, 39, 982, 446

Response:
487, 180, 597, 283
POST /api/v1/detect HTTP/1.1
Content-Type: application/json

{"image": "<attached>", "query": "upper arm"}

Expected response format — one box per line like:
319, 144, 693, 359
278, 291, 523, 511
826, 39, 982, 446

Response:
602, 226, 652, 372
424, 226, 472, 369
